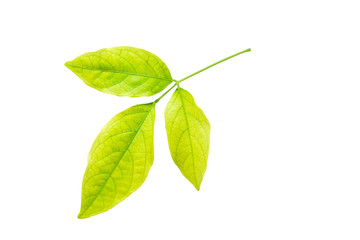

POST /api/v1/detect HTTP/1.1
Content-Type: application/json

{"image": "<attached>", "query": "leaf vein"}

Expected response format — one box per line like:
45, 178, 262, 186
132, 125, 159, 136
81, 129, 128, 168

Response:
80, 104, 155, 216
66, 63, 173, 82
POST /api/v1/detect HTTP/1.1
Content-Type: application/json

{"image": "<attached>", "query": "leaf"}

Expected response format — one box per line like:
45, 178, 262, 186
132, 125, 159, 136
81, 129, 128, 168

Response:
65, 46, 173, 97
164, 88, 211, 190
78, 103, 156, 218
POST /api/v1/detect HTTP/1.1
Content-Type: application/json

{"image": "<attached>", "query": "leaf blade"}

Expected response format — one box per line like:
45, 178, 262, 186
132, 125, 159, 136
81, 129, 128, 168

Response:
165, 88, 211, 190
78, 103, 156, 218
65, 46, 173, 97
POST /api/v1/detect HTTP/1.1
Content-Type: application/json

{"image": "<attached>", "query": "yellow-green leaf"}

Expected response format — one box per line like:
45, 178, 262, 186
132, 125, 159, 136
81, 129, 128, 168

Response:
65, 46, 173, 97
78, 103, 156, 218
164, 88, 211, 190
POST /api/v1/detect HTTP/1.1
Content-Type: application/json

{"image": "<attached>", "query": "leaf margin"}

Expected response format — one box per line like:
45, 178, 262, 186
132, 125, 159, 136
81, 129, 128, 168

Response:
65, 46, 174, 98
164, 87, 211, 190
78, 102, 156, 219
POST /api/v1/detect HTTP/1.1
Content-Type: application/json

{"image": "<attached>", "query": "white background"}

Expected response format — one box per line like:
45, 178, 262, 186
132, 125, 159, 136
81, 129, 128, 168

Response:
1, 0, 359, 239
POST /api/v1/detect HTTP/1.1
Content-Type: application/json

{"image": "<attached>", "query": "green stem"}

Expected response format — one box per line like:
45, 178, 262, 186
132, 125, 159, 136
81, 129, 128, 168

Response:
178, 48, 251, 83
154, 83, 178, 103
154, 48, 251, 103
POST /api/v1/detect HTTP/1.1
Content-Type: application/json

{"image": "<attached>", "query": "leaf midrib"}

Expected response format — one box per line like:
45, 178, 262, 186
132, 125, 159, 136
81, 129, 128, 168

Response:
66, 63, 174, 82
80, 104, 155, 217
178, 89, 199, 189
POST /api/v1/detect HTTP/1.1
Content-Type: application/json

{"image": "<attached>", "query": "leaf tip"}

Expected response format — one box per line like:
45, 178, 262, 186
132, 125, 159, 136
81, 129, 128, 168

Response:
77, 211, 88, 219
77, 206, 91, 219
192, 181, 201, 191
64, 61, 71, 67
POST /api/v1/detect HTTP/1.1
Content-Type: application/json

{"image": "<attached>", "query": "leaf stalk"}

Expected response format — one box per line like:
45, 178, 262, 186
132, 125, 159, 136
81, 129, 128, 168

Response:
154, 48, 251, 103
154, 83, 178, 103
178, 48, 251, 83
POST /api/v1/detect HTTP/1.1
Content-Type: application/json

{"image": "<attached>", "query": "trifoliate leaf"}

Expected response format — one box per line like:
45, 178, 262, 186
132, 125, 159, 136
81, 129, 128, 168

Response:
164, 88, 211, 190
65, 46, 173, 97
78, 103, 155, 218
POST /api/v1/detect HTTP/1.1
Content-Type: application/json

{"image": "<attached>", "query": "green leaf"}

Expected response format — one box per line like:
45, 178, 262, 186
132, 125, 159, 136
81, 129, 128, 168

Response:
78, 103, 156, 218
164, 88, 211, 190
65, 46, 173, 97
